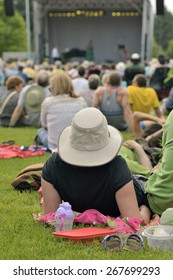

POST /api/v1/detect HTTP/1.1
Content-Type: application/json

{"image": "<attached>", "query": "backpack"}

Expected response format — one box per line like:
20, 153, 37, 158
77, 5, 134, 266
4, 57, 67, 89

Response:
11, 163, 44, 192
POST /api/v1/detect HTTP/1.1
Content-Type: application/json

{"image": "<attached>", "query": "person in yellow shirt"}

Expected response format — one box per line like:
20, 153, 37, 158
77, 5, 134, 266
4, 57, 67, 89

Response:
128, 74, 164, 119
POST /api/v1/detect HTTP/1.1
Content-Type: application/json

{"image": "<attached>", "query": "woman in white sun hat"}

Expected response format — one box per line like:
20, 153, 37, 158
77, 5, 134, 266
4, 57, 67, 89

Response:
41, 107, 151, 222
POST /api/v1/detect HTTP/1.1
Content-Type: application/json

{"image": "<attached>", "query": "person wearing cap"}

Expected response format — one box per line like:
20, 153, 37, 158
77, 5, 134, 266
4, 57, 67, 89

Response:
9, 70, 50, 127
41, 107, 151, 223
92, 72, 134, 132
124, 53, 145, 86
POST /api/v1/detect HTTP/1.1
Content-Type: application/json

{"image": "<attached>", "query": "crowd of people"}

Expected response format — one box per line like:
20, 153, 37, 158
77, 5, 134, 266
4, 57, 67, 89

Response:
1, 52, 173, 222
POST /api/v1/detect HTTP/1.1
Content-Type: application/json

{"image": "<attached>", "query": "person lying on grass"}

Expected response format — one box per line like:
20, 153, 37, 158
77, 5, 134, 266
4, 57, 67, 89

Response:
41, 107, 151, 224
133, 111, 164, 139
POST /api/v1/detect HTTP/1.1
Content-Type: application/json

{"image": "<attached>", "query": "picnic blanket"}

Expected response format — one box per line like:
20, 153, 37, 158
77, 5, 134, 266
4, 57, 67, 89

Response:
0, 144, 47, 158
33, 187, 160, 235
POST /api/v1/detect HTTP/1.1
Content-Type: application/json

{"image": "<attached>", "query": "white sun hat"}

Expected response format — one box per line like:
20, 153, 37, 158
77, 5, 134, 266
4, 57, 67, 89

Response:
58, 108, 122, 167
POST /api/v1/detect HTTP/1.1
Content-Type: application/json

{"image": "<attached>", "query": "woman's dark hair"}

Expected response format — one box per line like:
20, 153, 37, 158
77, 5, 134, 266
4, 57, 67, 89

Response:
142, 123, 162, 138
143, 123, 163, 148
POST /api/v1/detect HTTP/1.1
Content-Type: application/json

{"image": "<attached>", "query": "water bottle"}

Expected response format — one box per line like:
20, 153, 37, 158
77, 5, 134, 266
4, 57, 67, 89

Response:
55, 202, 74, 232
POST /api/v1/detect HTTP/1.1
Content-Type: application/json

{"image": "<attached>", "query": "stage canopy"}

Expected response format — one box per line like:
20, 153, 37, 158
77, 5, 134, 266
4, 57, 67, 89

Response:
33, 0, 154, 63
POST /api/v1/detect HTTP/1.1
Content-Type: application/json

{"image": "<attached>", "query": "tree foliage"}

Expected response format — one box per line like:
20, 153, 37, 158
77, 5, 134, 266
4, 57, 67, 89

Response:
0, 2, 26, 57
166, 39, 173, 58
154, 8, 173, 51
152, 38, 165, 58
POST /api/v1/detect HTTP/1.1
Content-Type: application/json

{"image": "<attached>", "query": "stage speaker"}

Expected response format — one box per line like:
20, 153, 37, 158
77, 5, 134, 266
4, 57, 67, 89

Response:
156, 0, 164, 15
4, 0, 14, 16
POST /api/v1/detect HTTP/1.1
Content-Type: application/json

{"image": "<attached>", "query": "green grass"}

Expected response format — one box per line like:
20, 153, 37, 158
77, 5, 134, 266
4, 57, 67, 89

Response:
0, 127, 173, 260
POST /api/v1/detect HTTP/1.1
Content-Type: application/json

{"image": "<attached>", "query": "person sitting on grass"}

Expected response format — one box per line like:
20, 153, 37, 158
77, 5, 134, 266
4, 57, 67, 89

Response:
92, 73, 134, 132
119, 111, 164, 177
0, 76, 25, 127
41, 107, 151, 223
144, 109, 173, 216
128, 74, 165, 123
133, 111, 164, 139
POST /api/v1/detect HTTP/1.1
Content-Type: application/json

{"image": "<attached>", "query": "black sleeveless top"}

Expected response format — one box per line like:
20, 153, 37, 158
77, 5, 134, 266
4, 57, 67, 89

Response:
42, 152, 146, 217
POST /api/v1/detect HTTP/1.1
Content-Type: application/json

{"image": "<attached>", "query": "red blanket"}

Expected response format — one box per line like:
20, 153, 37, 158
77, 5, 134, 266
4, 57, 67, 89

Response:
0, 144, 45, 158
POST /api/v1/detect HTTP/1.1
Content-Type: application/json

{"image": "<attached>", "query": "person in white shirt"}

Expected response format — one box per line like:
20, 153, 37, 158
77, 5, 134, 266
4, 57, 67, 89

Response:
51, 46, 60, 63
72, 66, 89, 96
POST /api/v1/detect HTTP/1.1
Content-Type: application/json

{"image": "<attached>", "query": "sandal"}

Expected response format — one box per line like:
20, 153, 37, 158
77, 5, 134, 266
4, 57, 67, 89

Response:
123, 233, 144, 251
102, 234, 123, 251
102, 233, 143, 252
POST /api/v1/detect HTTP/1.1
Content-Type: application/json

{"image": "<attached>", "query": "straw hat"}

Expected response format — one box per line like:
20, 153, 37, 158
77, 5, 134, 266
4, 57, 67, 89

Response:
24, 85, 45, 112
58, 108, 122, 167
23, 67, 36, 81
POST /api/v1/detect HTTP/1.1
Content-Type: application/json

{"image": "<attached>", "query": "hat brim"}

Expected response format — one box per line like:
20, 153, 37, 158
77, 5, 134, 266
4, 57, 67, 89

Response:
58, 125, 122, 167
25, 85, 45, 112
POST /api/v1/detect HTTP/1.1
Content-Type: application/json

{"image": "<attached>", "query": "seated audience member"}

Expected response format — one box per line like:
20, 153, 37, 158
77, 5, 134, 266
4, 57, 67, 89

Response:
65, 62, 78, 79
0, 76, 24, 127
124, 53, 145, 86
101, 73, 110, 86
132, 111, 164, 138
119, 115, 163, 177
17, 63, 29, 85
41, 107, 151, 222
128, 74, 165, 120
5, 62, 18, 77
72, 65, 89, 95
144, 109, 173, 216
9, 70, 49, 127
149, 54, 169, 78
149, 55, 170, 100
160, 86, 173, 115
36, 72, 87, 151
92, 73, 134, 132
115, 62, 127, 88
119, 140, 153, 178
79, 74, 100, 106
86, 61, 101, 78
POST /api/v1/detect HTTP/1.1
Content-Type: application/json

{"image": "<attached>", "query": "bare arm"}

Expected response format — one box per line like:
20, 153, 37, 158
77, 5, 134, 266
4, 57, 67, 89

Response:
119, 88, 134, 133
123, 140, 153, 170
92, 86, 104, 108
133, 111, 164, 137
154, 107, 165, 120
115, 180, 150, 223
145, 128, 163, 142
9, 106, 23, 127
41, 177, 62, 215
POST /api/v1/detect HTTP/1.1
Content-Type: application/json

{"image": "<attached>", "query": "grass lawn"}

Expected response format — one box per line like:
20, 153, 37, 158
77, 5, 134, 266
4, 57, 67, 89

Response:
0, 126, 173, 260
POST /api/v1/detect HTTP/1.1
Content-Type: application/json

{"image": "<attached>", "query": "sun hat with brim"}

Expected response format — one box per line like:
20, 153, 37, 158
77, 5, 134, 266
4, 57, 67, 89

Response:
23, 67, 36, 80
24, 85, 45, 112
58, 107, 122, 167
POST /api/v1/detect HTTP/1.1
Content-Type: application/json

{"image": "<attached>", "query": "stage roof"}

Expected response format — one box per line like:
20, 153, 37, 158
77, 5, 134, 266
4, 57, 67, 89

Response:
35, 0, 144, 13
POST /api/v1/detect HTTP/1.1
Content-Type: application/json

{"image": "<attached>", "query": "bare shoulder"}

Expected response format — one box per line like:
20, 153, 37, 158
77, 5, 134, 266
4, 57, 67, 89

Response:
117, 87, 128, 96
95, 86, 105, 96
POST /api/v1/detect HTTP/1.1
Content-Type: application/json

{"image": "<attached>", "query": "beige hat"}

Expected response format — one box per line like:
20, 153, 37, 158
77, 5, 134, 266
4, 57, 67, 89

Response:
58, 108, 122, 167
24, 85, 45, 112
23, 67, 36, 80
